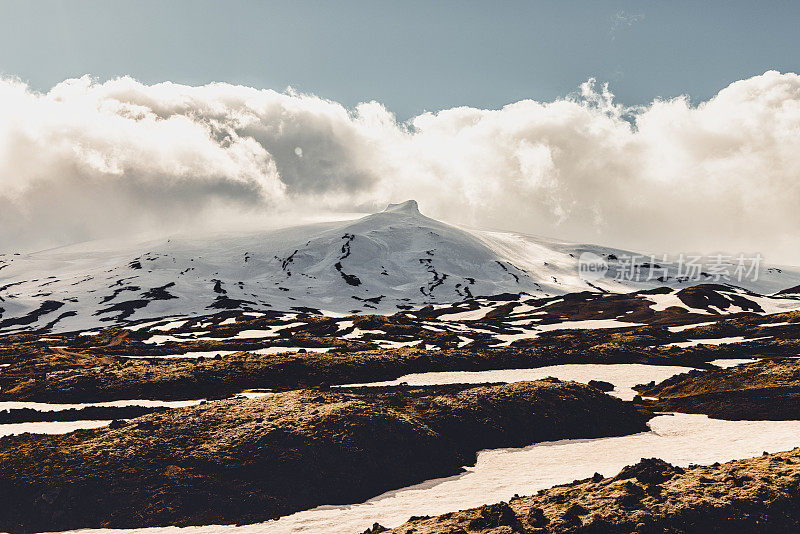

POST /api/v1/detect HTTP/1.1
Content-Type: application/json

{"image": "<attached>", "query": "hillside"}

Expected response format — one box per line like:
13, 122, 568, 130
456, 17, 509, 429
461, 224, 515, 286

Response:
1, 200, 799, 334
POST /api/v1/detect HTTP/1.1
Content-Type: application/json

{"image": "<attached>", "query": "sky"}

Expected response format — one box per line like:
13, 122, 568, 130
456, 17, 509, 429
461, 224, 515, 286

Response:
0, 1, 799, 263
3, 1, 800, 119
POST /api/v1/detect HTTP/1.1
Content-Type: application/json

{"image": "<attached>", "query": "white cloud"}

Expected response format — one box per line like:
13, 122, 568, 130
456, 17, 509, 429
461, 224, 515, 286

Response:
1, 72, 799, 263
610, 10, 645, 40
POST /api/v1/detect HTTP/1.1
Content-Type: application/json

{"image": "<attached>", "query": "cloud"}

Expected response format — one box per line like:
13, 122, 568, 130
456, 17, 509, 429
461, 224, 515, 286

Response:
1, 72, 799, 263
610, 10, 645, 40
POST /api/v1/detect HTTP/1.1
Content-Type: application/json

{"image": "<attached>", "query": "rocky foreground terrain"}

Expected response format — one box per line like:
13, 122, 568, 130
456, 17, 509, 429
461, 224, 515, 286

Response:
639, 358, 800, 420
1, 290, 799, 532
0, 381, 648, 532
0, 343, 698, 404
368, 353, 800, 534
381, 450, 800, 534
2, 307, 798, 405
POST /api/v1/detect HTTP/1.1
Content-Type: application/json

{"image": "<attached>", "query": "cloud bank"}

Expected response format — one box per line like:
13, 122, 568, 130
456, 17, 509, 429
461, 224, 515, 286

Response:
1, 71, 799, 263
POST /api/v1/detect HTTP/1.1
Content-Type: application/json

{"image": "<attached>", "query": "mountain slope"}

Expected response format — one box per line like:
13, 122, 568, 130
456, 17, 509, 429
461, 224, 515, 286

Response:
1, 200, 799, 333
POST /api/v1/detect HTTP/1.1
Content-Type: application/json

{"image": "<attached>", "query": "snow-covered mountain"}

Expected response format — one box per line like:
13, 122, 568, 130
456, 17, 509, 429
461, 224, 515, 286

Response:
2, 200, 799, 333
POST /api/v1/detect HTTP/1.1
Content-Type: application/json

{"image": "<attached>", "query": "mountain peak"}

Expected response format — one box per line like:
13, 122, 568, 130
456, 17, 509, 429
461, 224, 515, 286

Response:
383, 199, 420, 215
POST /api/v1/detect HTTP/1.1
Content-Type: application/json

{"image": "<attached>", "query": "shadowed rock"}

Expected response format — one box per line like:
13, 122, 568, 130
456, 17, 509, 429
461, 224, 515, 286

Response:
382, 448, 800, 533
0, 381, 649, 532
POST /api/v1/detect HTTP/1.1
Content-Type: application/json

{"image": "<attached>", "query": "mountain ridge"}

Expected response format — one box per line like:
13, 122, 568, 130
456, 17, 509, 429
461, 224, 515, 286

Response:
1, 200, 799, 333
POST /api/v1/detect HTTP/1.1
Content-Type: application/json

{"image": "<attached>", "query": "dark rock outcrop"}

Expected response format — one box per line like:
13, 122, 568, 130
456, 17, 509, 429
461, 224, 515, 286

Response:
588, 379, 615, 392
384, 451, 800, 533
639, 358, 800, 419
0, 381, 649, 532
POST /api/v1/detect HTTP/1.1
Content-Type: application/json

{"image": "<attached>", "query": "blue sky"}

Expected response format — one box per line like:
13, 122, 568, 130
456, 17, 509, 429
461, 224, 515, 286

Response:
2, 0, 799, 119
